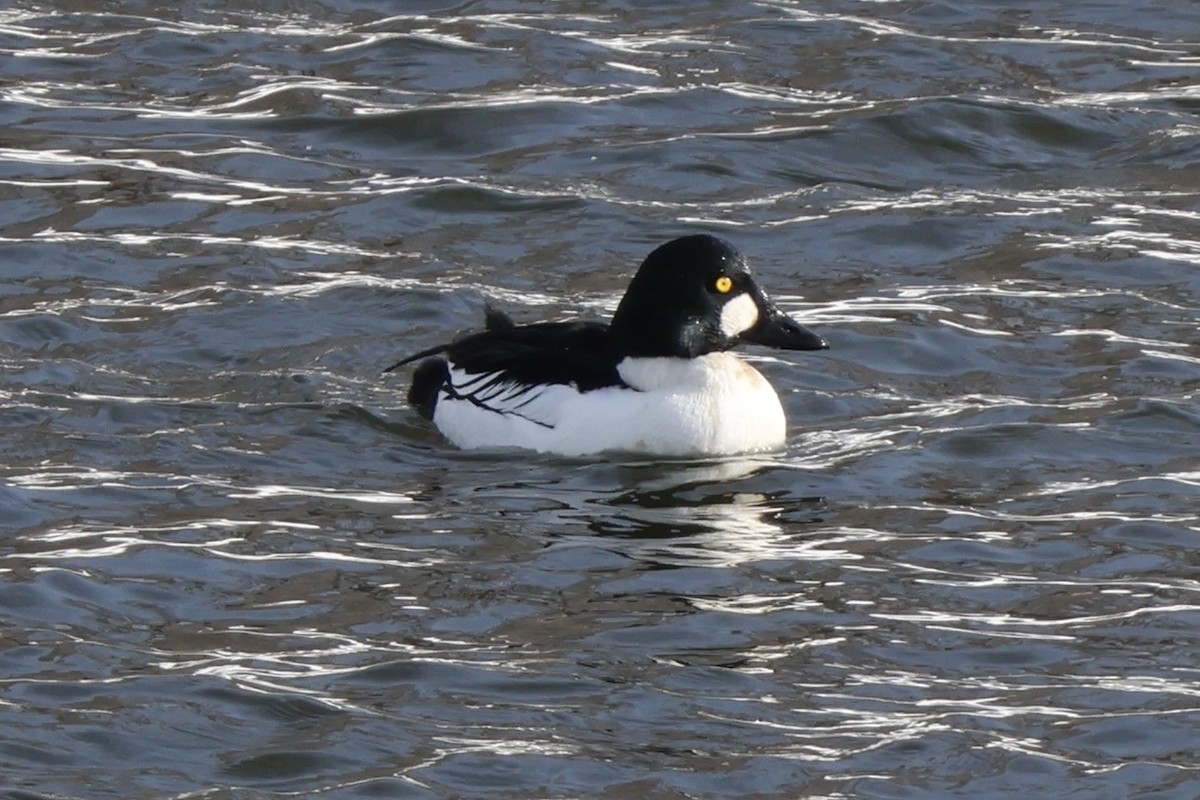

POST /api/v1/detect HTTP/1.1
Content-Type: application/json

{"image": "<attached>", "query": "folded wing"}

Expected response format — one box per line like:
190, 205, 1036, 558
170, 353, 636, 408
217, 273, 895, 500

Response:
391, 319, 627, 427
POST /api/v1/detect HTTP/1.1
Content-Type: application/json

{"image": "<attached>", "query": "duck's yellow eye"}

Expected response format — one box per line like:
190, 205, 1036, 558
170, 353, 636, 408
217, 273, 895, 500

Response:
714, 275, 733, 294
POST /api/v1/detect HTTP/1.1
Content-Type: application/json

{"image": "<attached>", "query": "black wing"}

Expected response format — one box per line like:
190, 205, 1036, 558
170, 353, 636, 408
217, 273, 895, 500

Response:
387, 315, 628, 420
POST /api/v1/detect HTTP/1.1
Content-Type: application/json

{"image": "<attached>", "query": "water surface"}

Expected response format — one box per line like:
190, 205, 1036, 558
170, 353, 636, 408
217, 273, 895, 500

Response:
2, 1, 1200, 798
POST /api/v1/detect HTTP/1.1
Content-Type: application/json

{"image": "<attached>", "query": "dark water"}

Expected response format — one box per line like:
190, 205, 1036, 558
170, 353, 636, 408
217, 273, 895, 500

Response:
3, 1, 1200, 798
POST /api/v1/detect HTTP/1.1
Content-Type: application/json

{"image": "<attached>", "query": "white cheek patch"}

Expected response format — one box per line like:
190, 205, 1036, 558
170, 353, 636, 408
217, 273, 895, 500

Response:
719, 293, 759, 338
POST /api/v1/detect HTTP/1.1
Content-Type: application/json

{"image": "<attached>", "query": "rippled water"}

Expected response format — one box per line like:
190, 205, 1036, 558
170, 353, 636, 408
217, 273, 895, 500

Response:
3, 1, 1200, 798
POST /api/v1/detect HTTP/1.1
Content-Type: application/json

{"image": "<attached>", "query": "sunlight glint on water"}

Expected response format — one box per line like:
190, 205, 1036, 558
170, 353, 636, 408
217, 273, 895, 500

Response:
1, 1, 1199, 798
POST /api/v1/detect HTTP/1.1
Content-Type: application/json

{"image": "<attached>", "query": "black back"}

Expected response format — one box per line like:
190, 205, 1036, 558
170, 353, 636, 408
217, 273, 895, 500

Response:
391, 318, 625, 420
440, 320, 622, 390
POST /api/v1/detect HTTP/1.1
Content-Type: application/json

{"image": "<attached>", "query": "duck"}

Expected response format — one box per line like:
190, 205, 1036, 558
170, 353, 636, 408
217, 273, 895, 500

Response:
386, 234, 828, 457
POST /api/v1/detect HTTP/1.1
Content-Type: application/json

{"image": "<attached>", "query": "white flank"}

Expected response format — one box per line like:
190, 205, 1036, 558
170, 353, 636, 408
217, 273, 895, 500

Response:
719, 293, 759, 339
432, 353, 787, 457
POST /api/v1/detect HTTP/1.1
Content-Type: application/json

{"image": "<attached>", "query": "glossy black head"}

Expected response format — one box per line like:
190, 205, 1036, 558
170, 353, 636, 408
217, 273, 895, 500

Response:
609, 234, 828, 359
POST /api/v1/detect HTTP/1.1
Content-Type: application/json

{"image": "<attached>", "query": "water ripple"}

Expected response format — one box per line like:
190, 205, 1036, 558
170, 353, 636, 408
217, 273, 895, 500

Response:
4, 2, 1200, 798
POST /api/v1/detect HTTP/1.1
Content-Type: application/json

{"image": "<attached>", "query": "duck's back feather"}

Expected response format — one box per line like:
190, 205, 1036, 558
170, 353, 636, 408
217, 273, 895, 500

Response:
447, 321, 623, 391
393, 319, 628, 422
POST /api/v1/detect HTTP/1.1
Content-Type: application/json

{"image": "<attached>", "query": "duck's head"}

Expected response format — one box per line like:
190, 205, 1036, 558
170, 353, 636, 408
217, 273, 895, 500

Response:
610, 234, 828, 359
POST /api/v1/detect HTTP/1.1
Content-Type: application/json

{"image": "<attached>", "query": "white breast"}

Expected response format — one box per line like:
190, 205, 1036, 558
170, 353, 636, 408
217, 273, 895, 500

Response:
611, 353, 787, 455
432, 353, 787, 457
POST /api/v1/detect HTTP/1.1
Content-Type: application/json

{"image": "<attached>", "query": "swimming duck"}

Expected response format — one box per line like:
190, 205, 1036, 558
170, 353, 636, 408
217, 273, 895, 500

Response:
387, 234, 827, 456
